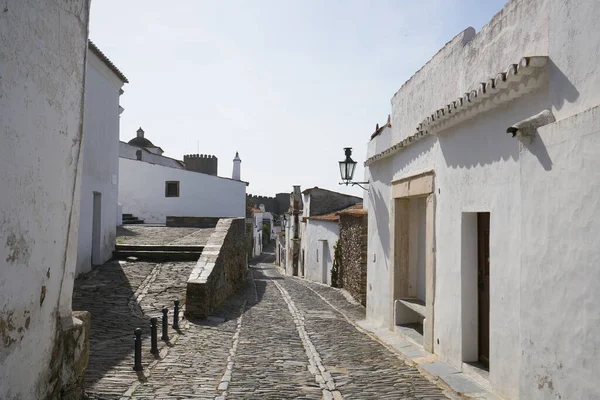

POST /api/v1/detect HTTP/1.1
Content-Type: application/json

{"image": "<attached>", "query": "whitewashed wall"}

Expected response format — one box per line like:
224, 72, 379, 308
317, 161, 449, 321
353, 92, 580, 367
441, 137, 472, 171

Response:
365, 0, 600, 398
518, 106, 600, 400
119, 141, 184, 169
119, 158, 246, 223
253, 212, 264, 257
76, 51, 124, 276
303, 220, 339, 285
0, 1, 89, 398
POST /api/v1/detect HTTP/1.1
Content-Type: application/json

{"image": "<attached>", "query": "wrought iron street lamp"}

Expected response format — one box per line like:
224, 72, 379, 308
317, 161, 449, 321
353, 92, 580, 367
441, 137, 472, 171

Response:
282, 215, 287, 230
339, 147, 369, 190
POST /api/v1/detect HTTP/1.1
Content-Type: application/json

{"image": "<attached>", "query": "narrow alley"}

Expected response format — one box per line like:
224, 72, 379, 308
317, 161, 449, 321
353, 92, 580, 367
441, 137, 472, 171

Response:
74, 229, 448, 399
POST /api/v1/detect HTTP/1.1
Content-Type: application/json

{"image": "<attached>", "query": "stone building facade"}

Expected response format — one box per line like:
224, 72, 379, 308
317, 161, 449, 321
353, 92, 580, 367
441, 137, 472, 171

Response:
338, 208, 368, 306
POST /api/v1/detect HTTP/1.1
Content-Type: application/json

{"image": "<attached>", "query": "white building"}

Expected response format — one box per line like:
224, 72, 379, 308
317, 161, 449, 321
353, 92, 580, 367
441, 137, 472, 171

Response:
119, 140, 184, 169
284, 187, 361, 278
302, 211, 339, 286
302, 204, 364, 286
118, 134, 247, 224
76, 41, 128, 276
251, 208, 264, 257
365, 0, 600, 398
0, 1, 91, 398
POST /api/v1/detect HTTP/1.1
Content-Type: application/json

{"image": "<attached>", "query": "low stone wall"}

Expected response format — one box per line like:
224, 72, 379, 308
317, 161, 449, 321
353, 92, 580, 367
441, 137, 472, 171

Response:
48, 311, 91, 399
339, 212, 368, 306
166, 216, 222, 228
185, 218, 246, 319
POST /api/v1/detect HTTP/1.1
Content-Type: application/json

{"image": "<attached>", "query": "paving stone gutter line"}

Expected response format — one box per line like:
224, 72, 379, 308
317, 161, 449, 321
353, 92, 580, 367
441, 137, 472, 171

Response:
214, 300, 247, 400
273, 280, 344, 400
290, 276, 502, 400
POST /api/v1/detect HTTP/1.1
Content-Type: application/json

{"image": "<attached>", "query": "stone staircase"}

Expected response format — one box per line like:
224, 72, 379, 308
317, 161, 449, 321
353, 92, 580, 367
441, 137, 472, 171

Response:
122, 213, 144, 225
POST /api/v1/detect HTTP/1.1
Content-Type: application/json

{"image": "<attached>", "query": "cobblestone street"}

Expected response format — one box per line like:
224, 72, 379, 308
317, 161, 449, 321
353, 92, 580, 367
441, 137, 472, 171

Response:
74, 242, 449, 400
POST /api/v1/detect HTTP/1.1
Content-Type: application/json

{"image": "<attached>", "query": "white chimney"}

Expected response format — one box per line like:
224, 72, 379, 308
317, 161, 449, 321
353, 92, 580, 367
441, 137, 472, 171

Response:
232, 151, 241, 180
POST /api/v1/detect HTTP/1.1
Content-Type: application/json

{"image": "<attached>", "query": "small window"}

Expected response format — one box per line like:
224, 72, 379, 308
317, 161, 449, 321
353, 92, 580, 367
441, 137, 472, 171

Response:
165, 181, 180, 197
316, 248, 319, 262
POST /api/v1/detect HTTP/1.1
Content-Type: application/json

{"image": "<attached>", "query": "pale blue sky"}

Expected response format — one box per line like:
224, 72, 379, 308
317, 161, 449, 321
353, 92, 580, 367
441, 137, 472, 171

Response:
90, 0, 507, 197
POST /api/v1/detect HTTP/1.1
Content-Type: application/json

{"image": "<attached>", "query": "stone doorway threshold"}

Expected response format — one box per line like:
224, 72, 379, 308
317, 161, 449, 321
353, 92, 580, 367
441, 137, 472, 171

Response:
395, 322, 424, 347
356, 320, 503, 400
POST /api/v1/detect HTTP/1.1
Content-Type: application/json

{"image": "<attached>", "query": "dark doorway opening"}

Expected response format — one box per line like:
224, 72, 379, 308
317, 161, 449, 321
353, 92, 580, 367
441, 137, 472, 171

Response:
477, 212, 490, 368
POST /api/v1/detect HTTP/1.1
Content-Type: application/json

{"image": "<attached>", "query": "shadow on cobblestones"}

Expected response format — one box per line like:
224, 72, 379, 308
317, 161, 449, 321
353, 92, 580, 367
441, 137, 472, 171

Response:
73, 261, 148, 389
116, 226, 140, 237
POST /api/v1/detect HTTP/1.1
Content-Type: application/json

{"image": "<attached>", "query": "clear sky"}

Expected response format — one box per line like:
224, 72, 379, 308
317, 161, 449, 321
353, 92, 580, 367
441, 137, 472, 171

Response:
90, 0, 507, 197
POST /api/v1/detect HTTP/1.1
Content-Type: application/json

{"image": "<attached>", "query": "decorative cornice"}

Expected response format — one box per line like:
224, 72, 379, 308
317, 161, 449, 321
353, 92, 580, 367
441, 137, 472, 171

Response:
365, 56, 549, 166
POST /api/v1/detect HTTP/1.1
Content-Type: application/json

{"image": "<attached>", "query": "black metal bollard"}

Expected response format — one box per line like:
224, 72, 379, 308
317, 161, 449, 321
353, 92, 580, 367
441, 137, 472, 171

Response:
161, 307, 169, 341
173, 299, 180, 330
133, 328, 143, 371
150, 317, 158, 355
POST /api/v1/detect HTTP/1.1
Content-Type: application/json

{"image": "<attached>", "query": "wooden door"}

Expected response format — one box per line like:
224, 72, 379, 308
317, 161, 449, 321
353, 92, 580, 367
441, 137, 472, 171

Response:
477, 213, 490, 367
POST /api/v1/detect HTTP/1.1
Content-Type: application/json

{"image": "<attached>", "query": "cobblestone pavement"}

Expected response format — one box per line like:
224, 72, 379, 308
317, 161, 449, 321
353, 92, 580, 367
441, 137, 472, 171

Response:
116, 225, 214, 246
75, 250, 448, 399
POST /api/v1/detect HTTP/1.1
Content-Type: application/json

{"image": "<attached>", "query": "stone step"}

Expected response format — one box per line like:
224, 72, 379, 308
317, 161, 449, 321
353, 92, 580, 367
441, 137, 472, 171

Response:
115, 244, 204, 252
122, 213, 133, 218
113, 250, 202, 262
122, 219, 144, 225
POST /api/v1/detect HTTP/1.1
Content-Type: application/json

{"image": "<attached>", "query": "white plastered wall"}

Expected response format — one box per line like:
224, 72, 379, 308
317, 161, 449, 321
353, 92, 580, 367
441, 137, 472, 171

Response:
304, 220, 339, 285
518, 107, 600, 400
119, 157, 246, 223
365, 0, 600, 398
0, 1, 90, 398
76, 52, 123, 276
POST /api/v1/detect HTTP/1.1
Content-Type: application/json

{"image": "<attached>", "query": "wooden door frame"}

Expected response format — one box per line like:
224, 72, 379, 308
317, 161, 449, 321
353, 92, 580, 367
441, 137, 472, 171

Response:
389, 171, 436, 352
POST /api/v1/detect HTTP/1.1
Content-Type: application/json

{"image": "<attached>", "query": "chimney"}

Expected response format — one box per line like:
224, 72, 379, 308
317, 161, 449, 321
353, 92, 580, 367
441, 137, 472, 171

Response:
137, 127, 144, 138
292, 185, 303, 212
232, 151, 241, 180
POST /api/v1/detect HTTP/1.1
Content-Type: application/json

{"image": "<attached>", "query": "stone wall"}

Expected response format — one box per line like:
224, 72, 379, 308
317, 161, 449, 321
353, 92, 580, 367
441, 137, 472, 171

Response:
339, 212, 368, 306
166, 216, 221, 228
247, 194, 278, 213
246, 193, 291, 214
185, 218, 247, 319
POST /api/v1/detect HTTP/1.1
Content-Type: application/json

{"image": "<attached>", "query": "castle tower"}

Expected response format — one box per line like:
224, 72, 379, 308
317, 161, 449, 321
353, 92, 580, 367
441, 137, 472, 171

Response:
232, 151, 241, 180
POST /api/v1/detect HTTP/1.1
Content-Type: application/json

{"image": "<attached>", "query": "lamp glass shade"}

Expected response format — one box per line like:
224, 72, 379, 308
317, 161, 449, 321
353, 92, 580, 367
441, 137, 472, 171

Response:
339, 159, 357, 181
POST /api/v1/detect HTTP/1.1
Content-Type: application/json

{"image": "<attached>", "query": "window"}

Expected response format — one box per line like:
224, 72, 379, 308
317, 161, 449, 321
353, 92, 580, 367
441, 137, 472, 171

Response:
165, 181, 180, 197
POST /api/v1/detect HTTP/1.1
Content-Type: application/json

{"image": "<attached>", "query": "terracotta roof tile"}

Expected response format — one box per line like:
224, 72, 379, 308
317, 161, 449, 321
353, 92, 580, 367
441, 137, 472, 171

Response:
309, 212, 339, 222
88, 40, 129, 83
309, 203, 365, 221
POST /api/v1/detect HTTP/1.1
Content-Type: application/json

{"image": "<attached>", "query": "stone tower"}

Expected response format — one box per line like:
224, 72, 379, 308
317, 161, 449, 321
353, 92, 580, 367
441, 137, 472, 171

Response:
183, 154, 218, 176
